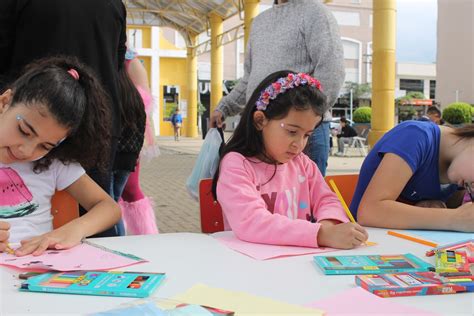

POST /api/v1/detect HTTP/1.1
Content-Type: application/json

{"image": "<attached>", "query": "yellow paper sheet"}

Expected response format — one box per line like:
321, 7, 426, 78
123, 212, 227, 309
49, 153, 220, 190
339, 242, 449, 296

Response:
168, 284, 324, 315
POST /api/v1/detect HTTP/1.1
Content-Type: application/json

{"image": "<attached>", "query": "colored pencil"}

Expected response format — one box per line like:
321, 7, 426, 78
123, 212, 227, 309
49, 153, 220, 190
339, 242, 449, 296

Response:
4, 243, 15, 255
433, 239, 473, 251
426, 239, 474, 256
328, 179, 356, 223
465, 182, 474, 202
387, 230, 438, 248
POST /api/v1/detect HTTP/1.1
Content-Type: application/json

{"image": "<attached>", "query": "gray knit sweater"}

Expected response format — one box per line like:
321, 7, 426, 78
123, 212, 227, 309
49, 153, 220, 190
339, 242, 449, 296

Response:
217, 0, 345, 120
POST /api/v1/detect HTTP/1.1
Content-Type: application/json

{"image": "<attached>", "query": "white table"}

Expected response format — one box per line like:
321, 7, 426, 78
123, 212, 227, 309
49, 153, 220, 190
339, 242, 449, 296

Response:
1, 228, 473, 315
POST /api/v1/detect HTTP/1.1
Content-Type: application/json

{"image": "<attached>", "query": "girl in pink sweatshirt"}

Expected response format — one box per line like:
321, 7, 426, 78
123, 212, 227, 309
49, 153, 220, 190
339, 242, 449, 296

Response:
213, 71, 368, 249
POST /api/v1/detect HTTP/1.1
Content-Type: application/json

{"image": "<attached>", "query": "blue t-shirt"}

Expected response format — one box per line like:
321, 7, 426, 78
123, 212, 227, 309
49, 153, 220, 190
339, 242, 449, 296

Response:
171, 113, 183, 125
350, 121, 458, 219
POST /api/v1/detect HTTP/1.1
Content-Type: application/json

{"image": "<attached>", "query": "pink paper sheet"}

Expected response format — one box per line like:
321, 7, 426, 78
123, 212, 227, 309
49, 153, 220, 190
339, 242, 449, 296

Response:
0, 241, 146, 271
212, 231, 339, 260
307, 287, 435, 316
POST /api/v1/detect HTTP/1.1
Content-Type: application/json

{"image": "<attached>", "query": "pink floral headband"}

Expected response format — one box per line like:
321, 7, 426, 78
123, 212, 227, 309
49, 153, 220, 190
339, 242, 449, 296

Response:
255, 73, 323, 111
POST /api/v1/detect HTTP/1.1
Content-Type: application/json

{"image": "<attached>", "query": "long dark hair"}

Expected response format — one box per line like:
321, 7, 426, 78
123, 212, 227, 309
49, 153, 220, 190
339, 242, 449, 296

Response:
116, 64, 146, 156
452, 124, 474, 139
212, 70, 328, 198
7, 56, 112, 172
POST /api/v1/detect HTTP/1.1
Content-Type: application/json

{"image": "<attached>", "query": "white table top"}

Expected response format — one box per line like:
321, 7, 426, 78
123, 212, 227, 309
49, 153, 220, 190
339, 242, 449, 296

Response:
1, 228, 473, 315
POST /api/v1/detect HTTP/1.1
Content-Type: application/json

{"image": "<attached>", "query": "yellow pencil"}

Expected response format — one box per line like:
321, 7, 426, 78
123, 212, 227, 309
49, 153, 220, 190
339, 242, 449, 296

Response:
5, 243, 15, 255
328, 179, 356, 223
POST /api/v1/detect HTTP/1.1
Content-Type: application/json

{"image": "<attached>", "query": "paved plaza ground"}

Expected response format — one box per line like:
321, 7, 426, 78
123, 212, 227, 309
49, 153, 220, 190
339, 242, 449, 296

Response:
140, 136, 366, 233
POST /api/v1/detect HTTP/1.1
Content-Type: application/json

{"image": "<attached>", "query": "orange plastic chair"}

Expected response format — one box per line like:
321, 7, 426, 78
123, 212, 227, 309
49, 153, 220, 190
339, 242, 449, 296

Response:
199, 178, 224, 233
324, 174, 359, 206
50, 191, 79, 229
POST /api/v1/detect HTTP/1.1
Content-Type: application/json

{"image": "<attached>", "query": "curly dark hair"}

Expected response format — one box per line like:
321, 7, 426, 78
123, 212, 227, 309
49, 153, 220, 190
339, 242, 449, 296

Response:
7, 56, 112, 172
212, 70, 327, 198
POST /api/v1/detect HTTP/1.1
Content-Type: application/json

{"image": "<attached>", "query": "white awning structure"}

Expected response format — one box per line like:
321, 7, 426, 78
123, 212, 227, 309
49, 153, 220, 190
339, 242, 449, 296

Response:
124, 0, 242, 46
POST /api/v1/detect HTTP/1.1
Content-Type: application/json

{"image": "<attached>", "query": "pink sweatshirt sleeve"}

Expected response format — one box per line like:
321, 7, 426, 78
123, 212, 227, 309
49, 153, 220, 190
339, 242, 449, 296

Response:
303, 155, 350, 224
216, 153, 320, 248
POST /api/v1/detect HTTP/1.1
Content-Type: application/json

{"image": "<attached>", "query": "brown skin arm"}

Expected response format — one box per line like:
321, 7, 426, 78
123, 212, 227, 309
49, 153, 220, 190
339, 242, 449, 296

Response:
357, 153, 464, 231
15, 175, 121, 256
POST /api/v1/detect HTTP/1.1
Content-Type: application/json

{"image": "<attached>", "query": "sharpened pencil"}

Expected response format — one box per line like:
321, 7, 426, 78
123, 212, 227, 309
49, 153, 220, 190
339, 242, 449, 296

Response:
5, 243, 15, 255
387, 230, 438, 248
328, 179, 356, 223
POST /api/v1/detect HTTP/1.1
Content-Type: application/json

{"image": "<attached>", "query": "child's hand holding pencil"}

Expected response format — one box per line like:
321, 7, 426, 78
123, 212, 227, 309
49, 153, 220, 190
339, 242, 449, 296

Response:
318, 221, 369, 249
0, 221, 12, 253
314, 179, 370, 249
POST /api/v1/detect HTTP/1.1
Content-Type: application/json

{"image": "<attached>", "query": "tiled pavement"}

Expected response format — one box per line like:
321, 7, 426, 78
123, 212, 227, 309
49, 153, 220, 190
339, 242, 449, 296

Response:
141, 136, 366, 234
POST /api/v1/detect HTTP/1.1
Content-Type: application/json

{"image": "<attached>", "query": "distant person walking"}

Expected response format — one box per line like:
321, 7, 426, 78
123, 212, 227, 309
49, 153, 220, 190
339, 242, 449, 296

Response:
171, 108, 183, 141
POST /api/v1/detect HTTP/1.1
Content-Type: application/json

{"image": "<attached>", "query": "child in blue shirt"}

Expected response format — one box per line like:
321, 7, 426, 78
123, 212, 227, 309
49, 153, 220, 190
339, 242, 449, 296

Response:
351, 121, 473, 232
171, 108, 183, 141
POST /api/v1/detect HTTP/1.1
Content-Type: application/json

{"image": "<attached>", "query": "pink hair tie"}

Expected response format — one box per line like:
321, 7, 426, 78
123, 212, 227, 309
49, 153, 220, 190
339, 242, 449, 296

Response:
67, 68, 80, 80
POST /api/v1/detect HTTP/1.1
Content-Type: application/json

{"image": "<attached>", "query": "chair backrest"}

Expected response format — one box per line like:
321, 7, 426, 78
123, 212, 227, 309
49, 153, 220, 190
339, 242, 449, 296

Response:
51, 191, 79, 229
199, 178, 225, 233
324, 174, 359, 206
358, 128, 370, 140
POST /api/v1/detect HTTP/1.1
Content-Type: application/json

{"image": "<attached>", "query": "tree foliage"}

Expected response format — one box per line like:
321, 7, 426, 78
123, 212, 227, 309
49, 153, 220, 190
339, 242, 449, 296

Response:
353, 106, 372, 123
442, 102, 473, 124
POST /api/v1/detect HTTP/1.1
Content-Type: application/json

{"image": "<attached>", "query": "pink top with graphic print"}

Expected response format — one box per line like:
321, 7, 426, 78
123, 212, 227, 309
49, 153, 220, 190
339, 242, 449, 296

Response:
217, 152, 349, 247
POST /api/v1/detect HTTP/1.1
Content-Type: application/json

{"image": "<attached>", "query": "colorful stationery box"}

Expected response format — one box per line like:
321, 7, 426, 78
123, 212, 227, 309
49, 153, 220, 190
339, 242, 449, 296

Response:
435, 249, 471, 274
313, 254, 433, 275
21, 271, 165, 298
356, 272, 474, 297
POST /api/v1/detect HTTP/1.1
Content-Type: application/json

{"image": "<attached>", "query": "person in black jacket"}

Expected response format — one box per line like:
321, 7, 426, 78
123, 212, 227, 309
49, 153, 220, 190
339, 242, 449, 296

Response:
335, 117, 358, 156
0, 0, 127, 237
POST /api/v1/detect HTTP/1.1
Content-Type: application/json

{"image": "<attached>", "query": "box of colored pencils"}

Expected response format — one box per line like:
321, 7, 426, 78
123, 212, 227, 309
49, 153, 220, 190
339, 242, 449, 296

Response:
434, 249, 471, 274
356, 272, 474, 297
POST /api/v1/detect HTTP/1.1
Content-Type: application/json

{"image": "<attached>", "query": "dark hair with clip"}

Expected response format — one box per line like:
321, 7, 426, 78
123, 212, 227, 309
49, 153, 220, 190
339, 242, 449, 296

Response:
7, 56, 112, 172
212, 70, 327, 199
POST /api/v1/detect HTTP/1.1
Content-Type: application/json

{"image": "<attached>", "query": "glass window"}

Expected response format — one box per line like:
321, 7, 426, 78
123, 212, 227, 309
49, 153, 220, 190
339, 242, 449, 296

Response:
333, 11, 360, 26
342, 40, 360, 59
430, 80, 436, 99
400, 79, 424, 94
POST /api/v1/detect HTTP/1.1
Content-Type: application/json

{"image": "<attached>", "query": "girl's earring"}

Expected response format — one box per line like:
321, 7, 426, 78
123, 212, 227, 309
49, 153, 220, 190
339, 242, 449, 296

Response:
16, 115, 23, 121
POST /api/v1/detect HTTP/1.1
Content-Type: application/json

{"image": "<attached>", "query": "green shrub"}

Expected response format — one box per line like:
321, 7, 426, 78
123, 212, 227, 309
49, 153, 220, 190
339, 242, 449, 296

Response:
398, 106, 417, 122
442, 102, 472, 124
395, 92, 425, 106
353, 107, 372, 123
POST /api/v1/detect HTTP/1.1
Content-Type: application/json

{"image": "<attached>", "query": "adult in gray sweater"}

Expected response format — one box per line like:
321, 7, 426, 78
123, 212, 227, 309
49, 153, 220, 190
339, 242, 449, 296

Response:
211, 0, 344, 176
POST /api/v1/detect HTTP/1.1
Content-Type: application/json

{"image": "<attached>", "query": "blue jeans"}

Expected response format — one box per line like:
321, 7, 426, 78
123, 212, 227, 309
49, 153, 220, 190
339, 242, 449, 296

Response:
110, 169, 131, 236
306, 121, 330, 176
